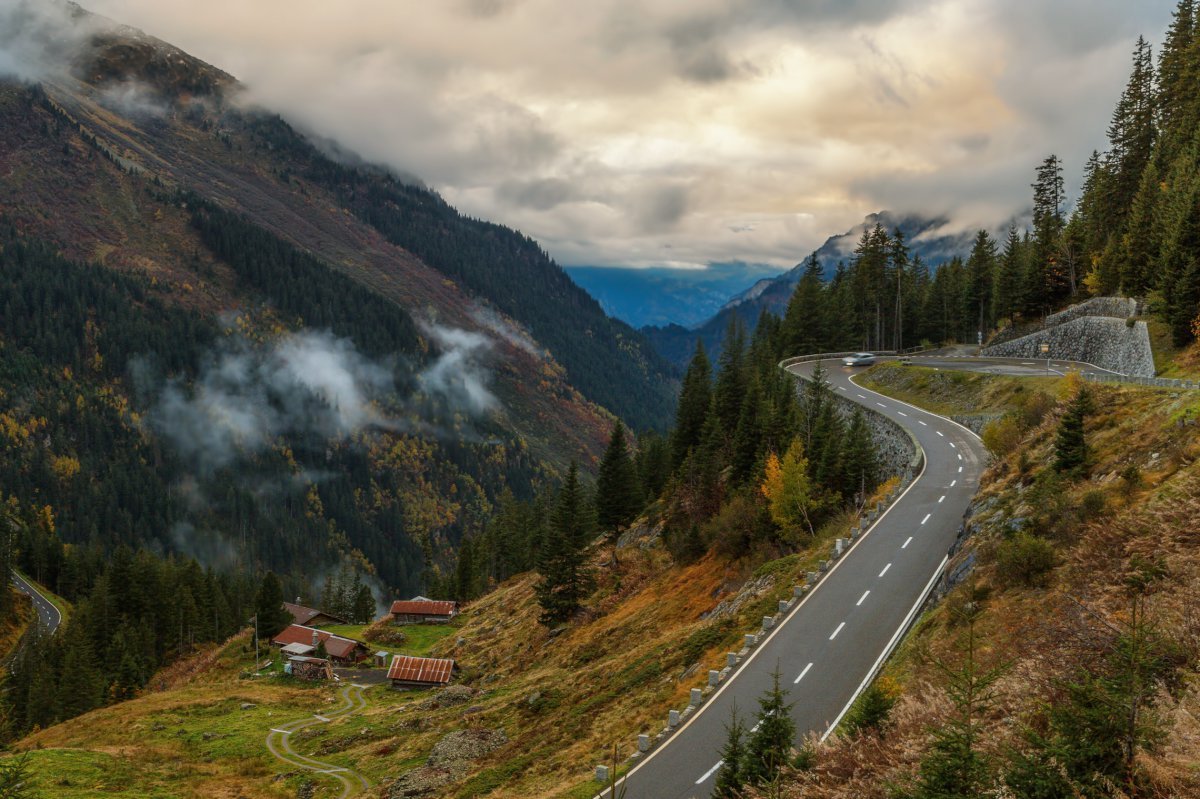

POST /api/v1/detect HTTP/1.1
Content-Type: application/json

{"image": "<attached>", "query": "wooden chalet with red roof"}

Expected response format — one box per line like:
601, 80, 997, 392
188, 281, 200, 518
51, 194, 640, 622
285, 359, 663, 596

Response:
389, 598, 458, 625
270, 624, 369, 665
282, 600, 348, 629
387, 655, 458, 689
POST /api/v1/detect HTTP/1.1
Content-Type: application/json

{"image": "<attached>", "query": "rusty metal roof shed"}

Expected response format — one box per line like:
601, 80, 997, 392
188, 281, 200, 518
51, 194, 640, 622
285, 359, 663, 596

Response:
387, 655, 456, 685
389, 600, 457, 617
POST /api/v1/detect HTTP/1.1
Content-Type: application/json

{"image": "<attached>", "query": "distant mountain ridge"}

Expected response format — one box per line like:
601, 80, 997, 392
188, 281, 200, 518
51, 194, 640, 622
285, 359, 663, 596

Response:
565, 264, 785, 328
642, 211, 976, 365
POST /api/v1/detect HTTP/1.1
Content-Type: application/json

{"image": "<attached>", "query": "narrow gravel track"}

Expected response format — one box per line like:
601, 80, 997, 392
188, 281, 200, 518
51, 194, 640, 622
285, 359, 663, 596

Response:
264, 683, 372, 798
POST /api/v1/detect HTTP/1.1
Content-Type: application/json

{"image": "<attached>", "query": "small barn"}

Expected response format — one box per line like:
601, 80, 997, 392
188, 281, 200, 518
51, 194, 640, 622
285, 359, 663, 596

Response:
387, 655, 458, 689
389, 599, 458, 625
286, 656, 334, 681
282, 600, 349, 628
271, 624, 370, 665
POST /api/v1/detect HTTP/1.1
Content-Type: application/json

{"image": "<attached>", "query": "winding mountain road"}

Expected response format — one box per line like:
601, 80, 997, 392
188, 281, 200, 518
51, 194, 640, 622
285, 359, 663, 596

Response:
608, 356, 990, 799
265, 683, 373, 798
11, 571, 62, 636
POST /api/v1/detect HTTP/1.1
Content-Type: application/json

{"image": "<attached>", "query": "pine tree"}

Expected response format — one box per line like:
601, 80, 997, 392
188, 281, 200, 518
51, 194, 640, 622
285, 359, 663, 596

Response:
993, 226, 1024, 326
353, 582, 375, 624
966, 230, 998, 341
634, 431, 671, 503
899, 608, 1002, 799
672, 342, 712, 468
839, 407, 878, 504
595, 420, 642, 535
782, 254, 826, 356
534, 463, 594, 626
713, 705, 749, 799
730, 377, 765, 485
254, 571, 291, 638
713, 317, 749, 436
1053, 386, 1093, 476
1106, 37, 1157, 232
744, 667, 796, 786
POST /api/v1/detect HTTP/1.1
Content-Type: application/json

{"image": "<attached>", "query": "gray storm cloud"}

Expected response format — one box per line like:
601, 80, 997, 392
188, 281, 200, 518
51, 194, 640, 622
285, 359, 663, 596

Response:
42, 0, 1184, 267
148, 327, 498, 475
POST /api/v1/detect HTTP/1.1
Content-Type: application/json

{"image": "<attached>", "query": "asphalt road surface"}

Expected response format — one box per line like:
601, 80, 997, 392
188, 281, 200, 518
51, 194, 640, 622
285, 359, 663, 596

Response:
11, 571, 62, 636
608, 357, 989, 799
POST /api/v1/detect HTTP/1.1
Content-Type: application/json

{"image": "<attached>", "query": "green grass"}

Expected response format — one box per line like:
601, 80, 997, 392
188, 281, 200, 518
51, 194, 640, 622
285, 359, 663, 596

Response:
320, 622, 459, 657
14, 568, 72, 624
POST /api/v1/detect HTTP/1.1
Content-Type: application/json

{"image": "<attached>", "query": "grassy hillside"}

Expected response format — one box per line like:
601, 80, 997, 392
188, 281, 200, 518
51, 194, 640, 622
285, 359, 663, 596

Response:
4, 476, 897, 798
753, 355, 1200, 798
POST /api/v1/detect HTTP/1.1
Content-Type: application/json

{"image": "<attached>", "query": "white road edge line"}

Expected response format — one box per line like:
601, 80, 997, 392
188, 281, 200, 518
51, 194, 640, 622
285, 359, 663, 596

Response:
794, 662, 814, 684
879, 563, 891, 577
830, 622, 846, 640
697, 760, 723, 784
856, 590, 870, 606
902, 536, 913, 548
821, 555, 950, 742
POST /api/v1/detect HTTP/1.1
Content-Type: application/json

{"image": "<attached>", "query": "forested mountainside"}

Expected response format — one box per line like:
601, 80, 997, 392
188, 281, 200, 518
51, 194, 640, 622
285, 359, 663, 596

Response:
0, 1, 674, 604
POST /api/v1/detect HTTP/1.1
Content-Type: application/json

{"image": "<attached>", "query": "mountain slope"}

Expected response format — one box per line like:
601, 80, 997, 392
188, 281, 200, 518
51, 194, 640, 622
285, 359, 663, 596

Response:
0, 1, 673, 595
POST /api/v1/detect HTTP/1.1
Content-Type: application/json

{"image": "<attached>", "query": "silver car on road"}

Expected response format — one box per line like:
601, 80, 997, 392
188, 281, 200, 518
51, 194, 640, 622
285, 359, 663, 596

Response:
842, 352, 876, 367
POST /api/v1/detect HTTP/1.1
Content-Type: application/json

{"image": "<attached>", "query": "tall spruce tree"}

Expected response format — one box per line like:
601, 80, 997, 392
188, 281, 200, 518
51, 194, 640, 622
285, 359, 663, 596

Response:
744, 667, 796, 786
713, 705, 749, 799
534, 463, 594, 626
672, 342, 713, 468
254, 571, 291, 638
596, 420, 642, 536
1054, 386, 1094, 476
782, 254, 826, 356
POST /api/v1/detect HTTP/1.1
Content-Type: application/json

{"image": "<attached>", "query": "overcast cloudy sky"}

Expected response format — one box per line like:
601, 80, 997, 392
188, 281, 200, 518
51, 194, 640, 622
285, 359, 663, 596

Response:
87, 0, 1175, 269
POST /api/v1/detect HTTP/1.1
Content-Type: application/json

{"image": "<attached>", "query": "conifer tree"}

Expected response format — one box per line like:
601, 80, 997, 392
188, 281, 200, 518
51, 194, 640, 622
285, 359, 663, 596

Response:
744, 667, 796, 786
899, 608, 1002, 799
254, 571, 291, 638
839, 407, 878, 503
634, 431, 671, 503
713, 705, 749, 799
730, 377, 765, 485
966, 230, 998, 340
353, 582, 375, 624
781, 254, 825, 355
1053, 386, 1093, 476
596, 420, 642, 535
672, 342, 713, 468
713, 317, 749, 437
993, 226, 1024, 326
534, 463, 594, 626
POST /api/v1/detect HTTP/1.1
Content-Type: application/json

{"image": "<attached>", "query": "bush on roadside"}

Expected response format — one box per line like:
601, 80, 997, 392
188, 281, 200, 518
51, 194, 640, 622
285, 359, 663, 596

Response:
995, 532, 1058, 588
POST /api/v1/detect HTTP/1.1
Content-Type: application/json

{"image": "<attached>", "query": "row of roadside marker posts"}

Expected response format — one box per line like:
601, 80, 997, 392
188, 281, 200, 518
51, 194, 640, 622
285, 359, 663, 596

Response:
594, 480, 909, 785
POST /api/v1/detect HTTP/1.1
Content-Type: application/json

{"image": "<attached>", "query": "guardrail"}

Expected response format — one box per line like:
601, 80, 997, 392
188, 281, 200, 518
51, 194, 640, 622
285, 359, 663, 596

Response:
1084, 373, 1200, 390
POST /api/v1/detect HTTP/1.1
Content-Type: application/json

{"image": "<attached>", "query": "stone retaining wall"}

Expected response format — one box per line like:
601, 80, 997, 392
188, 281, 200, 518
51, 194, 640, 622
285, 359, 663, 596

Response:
981, 316, 1155, 377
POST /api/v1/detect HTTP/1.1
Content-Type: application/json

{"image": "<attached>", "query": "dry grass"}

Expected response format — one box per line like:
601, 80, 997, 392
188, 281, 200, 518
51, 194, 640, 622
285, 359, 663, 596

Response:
752, 373, 1200, 798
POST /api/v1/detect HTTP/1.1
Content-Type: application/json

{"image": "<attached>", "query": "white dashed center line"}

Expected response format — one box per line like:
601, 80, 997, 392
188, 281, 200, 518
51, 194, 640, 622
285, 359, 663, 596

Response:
857, 394, 867, 399
958, 453, 963, 460
950, 442, 956, 448
876, 402, 887, 408
921, 513, 931, 524
879, 563, 892, 577
898, 411, 908, 417
794, 662, 814, 684
937, 430, 945, 437
950, 480, 956, 487
919, 420, 927, 426
938, 495, 945, 503
697, 761, 723, 784
902, 536, 913, 549
830, 622, 846, 640
857, 590, 870, 606
958, 466, 963, 473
